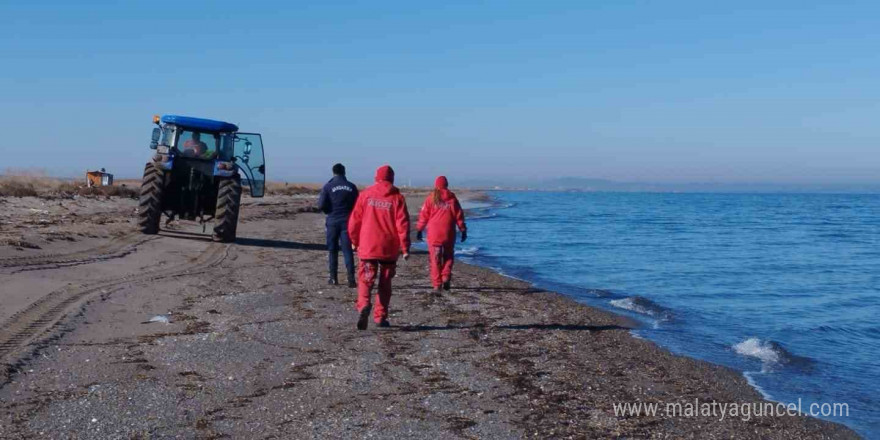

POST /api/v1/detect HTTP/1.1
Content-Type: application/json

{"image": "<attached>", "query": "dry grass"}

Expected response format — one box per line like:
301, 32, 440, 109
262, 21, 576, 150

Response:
0, 173, 138, 199
1, 173, 480, 202
0, 176, 40, 197
262, 182, 437, 198
1, 170, 353, 200
0, 173, 319, 199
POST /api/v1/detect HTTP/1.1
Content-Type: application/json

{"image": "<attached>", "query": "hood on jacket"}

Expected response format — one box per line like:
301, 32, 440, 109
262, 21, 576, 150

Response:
372, 165, 399, 196
375, 165, 395, 184
432, 176, 455, 202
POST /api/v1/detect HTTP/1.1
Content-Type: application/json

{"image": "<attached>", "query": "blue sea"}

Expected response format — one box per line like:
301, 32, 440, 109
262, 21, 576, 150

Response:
458, 192, 880, 438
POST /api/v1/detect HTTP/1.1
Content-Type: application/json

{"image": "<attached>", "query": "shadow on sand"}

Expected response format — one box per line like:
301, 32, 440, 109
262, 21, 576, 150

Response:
235, 237, 326, 251
156, 232, 326, 252
234, 238, 431, 254
158, 230, 213, 242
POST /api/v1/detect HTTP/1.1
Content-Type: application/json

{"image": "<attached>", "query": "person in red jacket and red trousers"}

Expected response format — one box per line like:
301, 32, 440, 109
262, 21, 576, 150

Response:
416, 176, 467, 292
348, 165, 411, 330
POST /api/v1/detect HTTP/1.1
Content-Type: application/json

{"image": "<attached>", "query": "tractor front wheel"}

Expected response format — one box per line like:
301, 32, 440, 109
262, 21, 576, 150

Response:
213, 178, 242, 242
138, 162, 165, 234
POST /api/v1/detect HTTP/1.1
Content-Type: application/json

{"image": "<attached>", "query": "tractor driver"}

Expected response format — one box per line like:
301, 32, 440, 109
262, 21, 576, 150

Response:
182, 132, 209, 157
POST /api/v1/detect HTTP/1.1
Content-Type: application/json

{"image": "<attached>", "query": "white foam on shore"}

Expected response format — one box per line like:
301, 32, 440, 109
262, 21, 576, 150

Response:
610, 297, 648, 315
609, 297, 668, 329
733, 338, 781, 364
629, 330, 646, 340
609, 296, 669, 318
456, 246, 480, 256
492, 267, 529, 283
743, 371, 774, 400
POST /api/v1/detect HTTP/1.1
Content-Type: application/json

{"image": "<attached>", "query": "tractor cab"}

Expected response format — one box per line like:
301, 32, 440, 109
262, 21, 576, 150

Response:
139, 114, 267, 242
150, 115, 266, 196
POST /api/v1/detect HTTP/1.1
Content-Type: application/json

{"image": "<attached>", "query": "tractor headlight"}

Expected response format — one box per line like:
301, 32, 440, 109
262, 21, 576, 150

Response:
157, 145, 170, 154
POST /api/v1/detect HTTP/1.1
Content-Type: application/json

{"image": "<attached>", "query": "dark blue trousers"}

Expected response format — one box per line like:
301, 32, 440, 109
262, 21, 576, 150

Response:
326, 221, 354, 281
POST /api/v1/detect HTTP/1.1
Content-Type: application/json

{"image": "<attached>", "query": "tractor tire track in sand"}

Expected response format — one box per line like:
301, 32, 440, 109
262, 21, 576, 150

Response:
0, 240, 229, 385
0, 233, 158, 274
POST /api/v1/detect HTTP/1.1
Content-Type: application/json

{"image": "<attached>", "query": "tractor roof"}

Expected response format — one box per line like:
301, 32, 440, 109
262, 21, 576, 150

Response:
160, 115, 239, 133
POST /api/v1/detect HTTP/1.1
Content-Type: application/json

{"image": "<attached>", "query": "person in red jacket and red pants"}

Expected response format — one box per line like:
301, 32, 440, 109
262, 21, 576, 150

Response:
348, 165, 411, 330
416, 176, 467, 292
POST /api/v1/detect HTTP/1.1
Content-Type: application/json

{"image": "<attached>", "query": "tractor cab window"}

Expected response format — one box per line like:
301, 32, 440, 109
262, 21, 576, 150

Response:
219, 134, 235, 160
177, 130, 221, 159
159, 127, 174, 146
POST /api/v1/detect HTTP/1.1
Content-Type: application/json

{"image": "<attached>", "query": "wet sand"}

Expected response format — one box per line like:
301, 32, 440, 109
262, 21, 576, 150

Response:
0, 193, 859, 438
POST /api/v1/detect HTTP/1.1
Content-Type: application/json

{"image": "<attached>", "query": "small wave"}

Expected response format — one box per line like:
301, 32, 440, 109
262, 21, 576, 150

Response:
733, 338, 813, 371
813, 324, 869, 336
455, 246, 480, 256
468, 212, 497, 220
609, 296, 672, 320
733, 338, 782, 364
493, 268, 530, 283
816, 232, 852, 239
587, 288, 615, 297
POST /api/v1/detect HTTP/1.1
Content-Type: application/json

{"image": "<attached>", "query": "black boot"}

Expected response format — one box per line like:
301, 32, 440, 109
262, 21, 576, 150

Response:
347, 273, 357, 288
328, 277, 339, 286
443, 280, 451, 291
357, 305, 372, 330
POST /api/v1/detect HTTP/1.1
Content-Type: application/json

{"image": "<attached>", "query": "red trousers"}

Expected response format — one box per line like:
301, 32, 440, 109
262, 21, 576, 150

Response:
428, 243, 455, 288
357, 260, 396, 323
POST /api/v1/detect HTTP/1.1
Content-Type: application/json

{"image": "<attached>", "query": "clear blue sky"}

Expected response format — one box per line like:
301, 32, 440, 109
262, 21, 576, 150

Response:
2, 1, 878, 185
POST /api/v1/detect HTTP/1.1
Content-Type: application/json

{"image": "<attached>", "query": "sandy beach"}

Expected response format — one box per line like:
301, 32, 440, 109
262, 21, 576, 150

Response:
0, 191, 859, 439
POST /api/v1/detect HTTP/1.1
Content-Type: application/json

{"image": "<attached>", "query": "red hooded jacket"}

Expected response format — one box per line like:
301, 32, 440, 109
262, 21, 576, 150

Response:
417, 176, 467, 246
348, 165, 411, 260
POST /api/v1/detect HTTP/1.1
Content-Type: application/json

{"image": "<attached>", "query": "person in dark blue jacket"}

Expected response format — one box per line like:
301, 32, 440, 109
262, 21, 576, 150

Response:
318, 163, 359, 286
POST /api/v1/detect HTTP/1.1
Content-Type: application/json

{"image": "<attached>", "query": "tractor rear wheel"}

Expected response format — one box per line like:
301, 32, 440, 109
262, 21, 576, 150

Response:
213, 178, 242, 242
138, 162, 165, 234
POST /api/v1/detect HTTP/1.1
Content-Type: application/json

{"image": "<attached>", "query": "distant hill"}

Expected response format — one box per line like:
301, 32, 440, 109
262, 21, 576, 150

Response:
457, 177, 880, 194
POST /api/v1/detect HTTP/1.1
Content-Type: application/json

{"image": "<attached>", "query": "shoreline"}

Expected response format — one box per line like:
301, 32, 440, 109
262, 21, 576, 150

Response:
451, 190, 862, 437
446, 259, 858, 437
0, 193, 861, 438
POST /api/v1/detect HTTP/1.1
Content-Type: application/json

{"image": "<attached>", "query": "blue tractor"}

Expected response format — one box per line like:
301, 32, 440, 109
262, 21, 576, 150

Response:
139, 115, 266, 242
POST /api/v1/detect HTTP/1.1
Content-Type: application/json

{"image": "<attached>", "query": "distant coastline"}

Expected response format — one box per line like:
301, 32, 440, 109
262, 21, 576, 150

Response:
6, 168, 880, 195
456, 177, 880, 194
